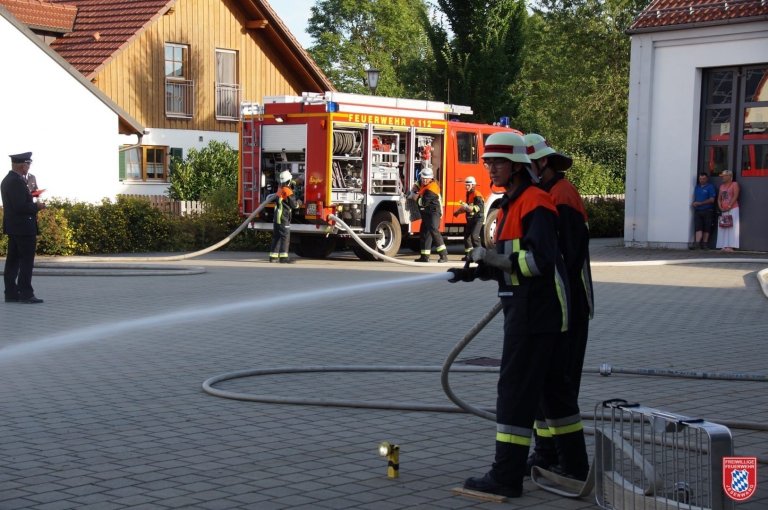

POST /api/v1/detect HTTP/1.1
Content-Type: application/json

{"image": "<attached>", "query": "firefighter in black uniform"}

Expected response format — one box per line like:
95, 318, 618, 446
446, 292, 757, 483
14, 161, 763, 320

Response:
409, 167, 448, 262
525, 133, 594, 472
268, 170, 297, 264
453, 175, 484, 261
447, 132, 587, 497
3, 152, 46, 303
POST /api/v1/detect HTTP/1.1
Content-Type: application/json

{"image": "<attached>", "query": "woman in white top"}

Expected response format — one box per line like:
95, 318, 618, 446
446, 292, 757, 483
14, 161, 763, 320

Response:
716, 169, 740, 251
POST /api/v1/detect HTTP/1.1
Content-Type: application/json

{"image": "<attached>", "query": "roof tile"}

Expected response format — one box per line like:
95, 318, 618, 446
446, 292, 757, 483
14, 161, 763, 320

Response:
47, 0, 171, 75
0, 0, 77, 32
630, 0, 768, 32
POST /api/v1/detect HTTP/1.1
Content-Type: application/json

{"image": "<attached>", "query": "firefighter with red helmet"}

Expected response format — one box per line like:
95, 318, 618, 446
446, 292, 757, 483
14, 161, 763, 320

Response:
524, 133, 594, 474
453, 176, 485, 261
447, 131, 587, 498
268, 170, 297, 263
410, 168, 449, 263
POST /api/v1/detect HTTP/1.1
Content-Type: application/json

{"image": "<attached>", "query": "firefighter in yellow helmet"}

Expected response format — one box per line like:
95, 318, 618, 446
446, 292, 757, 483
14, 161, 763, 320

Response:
446, 131, 583, 498
410, 167, 448, 262
453, 176, 485, 261
268, 170, 298, 263
524, 133, 592, 477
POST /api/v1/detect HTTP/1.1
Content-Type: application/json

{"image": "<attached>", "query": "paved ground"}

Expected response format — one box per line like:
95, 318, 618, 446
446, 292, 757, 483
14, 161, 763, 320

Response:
1, 240, 767, 509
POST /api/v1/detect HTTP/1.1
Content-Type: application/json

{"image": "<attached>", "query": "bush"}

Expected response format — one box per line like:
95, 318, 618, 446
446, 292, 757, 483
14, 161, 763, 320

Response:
585, 197, 624, 238
167, 140, 238, 200
568, 153, 625, 196
37, 208, 77, 255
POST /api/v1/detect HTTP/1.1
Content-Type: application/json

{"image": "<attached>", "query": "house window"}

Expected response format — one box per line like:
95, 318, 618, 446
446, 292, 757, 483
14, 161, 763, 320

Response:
165, 43, 194, 118
120, 146, 169, 182
215, 49, 240, 121
457, 132, 478, 163
700, 65, 768, 177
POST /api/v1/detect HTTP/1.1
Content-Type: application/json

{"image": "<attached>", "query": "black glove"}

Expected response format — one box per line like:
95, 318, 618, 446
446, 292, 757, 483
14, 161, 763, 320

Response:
447, 267, 476, 283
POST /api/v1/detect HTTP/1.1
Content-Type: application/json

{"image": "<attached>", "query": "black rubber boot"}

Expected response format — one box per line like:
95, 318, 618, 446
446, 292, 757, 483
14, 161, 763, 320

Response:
526, 434, 558, 474
469, 441, 527, 497
414, 255, 430, 262
554, 431, 590, 481
463, 472, 522, 498
438, 251, 449, 263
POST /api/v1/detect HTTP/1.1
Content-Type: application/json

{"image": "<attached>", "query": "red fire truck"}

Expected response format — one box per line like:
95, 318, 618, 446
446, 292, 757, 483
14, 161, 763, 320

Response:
239, 92, 520, 260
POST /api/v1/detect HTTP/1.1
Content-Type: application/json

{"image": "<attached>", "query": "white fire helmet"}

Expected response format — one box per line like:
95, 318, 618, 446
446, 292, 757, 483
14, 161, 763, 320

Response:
523, 133, 573, 172
420, 168, 434, 179
465, 176, 476, 185
481, 132, 531, 165
278, 170, 292, 184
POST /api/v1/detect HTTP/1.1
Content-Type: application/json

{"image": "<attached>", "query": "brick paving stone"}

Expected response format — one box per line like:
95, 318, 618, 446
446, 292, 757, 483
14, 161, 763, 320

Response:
1, 242, 766, 509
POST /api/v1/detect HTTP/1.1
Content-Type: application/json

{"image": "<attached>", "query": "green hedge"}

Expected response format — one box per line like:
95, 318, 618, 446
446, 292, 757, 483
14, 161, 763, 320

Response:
1, 195, 625, 255
585, 197, 624, 238
1, 196, 271, 256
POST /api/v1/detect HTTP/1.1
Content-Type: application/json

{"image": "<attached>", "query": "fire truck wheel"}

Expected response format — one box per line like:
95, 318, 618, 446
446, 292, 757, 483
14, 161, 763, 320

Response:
352, 211, 402, 261
482, 208, 499, 249
295, 236, 337, 259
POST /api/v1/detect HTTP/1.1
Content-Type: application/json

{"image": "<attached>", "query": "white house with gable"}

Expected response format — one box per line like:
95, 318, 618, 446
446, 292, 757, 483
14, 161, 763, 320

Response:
0, 5, 144, 205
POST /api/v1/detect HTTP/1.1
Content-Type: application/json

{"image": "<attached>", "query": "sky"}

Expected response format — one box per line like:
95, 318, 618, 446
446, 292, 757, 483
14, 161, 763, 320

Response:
269, 0, 315, 48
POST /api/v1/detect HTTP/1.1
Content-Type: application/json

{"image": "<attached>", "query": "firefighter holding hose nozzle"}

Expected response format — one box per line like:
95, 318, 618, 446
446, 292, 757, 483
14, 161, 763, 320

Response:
409, 168, 448, 263
453, 176, 484, 261
446, 132, 588, 498
268, 170, 297, 264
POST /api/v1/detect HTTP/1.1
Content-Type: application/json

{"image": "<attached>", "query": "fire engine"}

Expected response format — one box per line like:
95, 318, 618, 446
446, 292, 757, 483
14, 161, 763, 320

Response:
239, 91, 520, 260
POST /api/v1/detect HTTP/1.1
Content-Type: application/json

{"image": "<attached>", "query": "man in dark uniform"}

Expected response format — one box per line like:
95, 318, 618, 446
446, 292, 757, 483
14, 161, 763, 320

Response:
454, 175, 484, 261
2, 152, 46, 303
268, 170, 297, 264
524, 133, 593, 476
447, 132, 586, 497
409, 167, 448, 263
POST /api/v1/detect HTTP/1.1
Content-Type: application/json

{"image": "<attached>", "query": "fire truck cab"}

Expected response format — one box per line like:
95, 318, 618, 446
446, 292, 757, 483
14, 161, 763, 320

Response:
239, 92, 519, 260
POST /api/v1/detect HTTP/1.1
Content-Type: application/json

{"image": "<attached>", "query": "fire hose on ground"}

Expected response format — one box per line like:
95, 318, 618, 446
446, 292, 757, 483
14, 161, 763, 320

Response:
203, 216, 768, 478
4, 197, 277, 277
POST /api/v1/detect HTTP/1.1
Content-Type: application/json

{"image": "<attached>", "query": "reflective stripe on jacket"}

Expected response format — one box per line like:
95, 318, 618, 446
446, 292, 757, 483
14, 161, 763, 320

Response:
493, 182, 569, 334
543, 175, 594, 320
274, 186, 296, 227
417, 181, 442, 215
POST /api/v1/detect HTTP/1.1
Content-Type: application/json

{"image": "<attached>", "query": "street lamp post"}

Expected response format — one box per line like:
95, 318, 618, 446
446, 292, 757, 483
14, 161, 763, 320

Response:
365, 68, 380, 95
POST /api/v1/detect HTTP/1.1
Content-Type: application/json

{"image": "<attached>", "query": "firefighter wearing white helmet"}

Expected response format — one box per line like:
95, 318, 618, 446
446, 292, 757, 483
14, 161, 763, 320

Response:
447, 130, 579, 498
524, 133, 592, 478
268, 170, 298, 263
453, 176, 484, 261
410, 167, 448, 262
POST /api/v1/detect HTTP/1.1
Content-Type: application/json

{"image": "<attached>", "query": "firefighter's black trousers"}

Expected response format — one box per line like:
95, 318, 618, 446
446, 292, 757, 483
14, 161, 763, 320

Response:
269, 223, 291, 257
419, 211, 445, 253
463, 216, 483, 252
490, 299, 582, 486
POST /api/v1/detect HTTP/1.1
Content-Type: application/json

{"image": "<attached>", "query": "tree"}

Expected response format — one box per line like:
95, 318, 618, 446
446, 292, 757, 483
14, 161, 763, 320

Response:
512, 0, 652, 188
167, 140, 238, 201
307, 0, 433, 98
424, 0, 528, 123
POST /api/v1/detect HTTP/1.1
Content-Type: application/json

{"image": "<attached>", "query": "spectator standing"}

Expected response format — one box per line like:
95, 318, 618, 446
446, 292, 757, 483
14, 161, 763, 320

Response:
691, 172, 716, 249
716, 170, 740, 252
